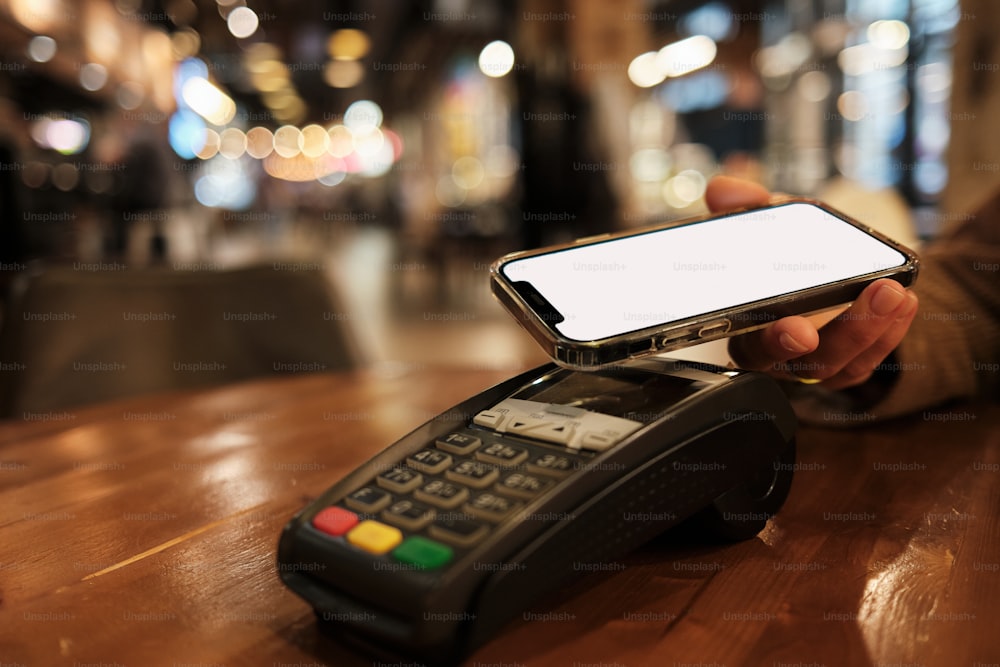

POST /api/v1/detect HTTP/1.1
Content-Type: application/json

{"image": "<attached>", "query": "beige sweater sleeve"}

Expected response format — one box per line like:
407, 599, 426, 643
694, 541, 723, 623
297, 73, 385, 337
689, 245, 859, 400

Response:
793, 191, 1000, 424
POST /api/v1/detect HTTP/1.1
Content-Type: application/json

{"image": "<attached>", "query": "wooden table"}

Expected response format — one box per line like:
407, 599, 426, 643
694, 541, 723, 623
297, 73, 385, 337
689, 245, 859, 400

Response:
1, 367, 998, 667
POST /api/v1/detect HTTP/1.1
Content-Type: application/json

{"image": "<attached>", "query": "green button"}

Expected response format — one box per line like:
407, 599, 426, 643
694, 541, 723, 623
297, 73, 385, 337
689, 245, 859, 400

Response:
392, 536, 453, 569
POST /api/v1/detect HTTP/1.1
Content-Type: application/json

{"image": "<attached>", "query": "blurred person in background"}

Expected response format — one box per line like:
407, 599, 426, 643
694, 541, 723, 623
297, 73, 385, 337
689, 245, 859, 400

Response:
106, 124, 171, 262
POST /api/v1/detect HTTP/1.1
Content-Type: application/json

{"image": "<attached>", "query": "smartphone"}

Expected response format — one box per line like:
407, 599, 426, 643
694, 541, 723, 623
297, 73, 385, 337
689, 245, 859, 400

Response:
491, 198, 920, 369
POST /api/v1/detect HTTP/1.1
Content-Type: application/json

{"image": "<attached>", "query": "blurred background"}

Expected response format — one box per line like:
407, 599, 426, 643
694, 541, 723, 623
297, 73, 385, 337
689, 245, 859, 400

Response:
0, 0, 997, 413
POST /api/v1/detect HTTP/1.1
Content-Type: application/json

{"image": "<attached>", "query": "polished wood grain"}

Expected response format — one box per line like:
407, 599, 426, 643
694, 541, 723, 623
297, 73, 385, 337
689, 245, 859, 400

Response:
1, 368, 998, 667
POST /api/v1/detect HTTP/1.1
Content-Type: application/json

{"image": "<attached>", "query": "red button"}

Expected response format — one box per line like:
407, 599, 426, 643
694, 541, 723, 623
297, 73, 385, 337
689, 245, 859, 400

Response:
312, 506, 359, 536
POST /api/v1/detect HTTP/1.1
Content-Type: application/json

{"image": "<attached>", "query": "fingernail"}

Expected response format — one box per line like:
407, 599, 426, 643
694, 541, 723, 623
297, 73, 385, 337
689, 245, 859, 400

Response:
779, 332, 810, 353
871, 284, 906, 316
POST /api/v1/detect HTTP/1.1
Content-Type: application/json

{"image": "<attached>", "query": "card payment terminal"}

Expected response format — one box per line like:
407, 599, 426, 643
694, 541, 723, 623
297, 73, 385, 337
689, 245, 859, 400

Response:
277, 358, 796, 665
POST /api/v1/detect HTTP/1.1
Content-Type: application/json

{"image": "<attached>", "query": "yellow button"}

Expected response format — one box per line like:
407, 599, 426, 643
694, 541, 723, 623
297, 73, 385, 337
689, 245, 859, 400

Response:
347, 520, 403, 554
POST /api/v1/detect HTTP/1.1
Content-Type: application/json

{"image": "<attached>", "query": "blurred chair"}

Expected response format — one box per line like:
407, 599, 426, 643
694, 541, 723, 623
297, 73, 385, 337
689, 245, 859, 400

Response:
0, 264, 362, 417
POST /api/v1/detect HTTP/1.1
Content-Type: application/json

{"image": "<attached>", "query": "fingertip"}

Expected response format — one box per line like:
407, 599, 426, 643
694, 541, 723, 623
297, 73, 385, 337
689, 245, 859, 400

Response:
859, 278, 912, 318
728, 317, 818, 371
772, 317, 820, 353
704, 175, 771, 212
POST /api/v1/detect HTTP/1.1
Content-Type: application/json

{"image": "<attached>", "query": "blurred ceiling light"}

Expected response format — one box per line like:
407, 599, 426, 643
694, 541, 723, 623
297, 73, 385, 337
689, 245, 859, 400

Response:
484, 144, 519, 178
52, 163, 79, 191
661, 70, 729, 112
177, 55, 209, 80
246, 57, 286, 76
28, 118, 50, 147
317, 158, 347, 186
171, 29, 202, 59
10, 0, 63, 32
629, 148, 672, 182
245, 126, 275, 159
244, 41, 283, 63
837, 90, 869, 121
299, 124, 330, 158
383, 128, 404, 162
628, 52, 666, 88
917, 61, 952, 103
252, 68, 291, 93
838, 42, 908, 76
358, 139, 395, 178
452, 156, 485, 190
352, 127, 385, 158
324, 59, 364, 88
273, 125, 303, 158
227, 6, 259, 39
174, 57, 208, 106
867, 20, 910, 50
754, 32, 812, 80
662, 169, 707, 208
218, 127, 247, 159
268, 93, 302, 114
116, 81, 146, 110
262, 152, 347, 183
344, 100, 383, 131
656, 35, 717, 78
797, 70, 832, 102
326, 125, 354, 157
37, 118, 91, 154
680, 2, 734, 41
80, 63, 109, 91
27, 35, 57, 63
195, 155, 255, 209
262, 87, 297, 110
181, 77, 237, 125
251, 64, 291, 93
327, 29, 371, 60
85, 4, 122, 65
169, 109, 207, 159
261, 154, 308, 182
435, 175, 467, 208
141, 30, 174, 113
811, 18, 852, 56
272, 98, 307, 125
195, 128, 221, 159
478, 40, 515, 78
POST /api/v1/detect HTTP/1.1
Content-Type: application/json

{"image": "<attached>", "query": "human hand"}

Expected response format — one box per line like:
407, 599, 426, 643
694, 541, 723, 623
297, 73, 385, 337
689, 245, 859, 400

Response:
705, 176, 919, 390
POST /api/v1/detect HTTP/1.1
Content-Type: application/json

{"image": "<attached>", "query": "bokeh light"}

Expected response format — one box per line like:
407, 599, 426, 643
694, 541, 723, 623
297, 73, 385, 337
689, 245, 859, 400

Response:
245, 126, 275, 159
169, 109, 207, 159
628, 52, 666, 88
226, 6, 259, 39
344, 100, 383, 131
478, 40, 515, 78
80, 63, 109, 91
27, 35, 57, 62
327, 29, 371, 60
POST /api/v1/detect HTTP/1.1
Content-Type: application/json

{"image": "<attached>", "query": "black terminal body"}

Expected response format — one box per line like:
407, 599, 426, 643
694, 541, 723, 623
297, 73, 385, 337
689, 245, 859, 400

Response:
277, 358, 797, 665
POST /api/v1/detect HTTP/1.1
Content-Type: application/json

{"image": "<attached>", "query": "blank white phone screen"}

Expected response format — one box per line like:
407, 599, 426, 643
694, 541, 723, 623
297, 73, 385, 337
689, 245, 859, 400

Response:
501, 203, 908, 342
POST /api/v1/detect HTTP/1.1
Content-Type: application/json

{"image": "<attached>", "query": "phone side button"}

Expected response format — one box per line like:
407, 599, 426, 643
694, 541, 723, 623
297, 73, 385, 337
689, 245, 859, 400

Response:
698, 319, 732, 338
